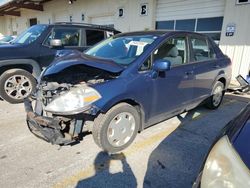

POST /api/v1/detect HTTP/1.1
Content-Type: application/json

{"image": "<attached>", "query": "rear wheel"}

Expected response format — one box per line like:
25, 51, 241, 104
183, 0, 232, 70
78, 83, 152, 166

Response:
92, 103, 140, 153
0, 69, 36, 104
206, 81, 225, 109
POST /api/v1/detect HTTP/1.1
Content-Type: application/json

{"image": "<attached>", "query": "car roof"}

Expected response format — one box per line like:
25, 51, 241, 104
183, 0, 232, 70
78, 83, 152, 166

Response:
48, 22, 119, 32
115, 30, 207, 38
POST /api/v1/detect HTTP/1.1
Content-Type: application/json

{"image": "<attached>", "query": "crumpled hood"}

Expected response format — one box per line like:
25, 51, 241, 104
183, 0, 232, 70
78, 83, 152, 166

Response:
43, 50, 124, 77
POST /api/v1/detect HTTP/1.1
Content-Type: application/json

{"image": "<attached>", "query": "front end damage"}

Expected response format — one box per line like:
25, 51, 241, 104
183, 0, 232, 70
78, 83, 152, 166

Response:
25, 98, 74, 145
24, 62, 120, 145
25, 97, 97, 145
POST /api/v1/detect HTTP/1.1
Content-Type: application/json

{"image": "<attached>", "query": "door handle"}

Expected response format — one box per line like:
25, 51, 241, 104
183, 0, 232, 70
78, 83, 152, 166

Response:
213, 65, 221, 69
185, 71, 194, 75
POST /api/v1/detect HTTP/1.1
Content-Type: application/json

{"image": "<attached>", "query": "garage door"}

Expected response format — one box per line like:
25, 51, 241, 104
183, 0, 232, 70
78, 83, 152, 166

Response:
156, 0, 225, 21
156, 0, 225, 42
91, 15, 114, 27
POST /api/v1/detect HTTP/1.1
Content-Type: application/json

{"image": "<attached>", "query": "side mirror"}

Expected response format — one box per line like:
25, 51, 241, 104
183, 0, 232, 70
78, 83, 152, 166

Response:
50, 39, 63, 48
153, 59, 171, 72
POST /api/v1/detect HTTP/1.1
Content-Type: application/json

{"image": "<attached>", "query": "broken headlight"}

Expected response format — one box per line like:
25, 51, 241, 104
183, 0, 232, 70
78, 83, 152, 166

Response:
44, 86, 101, 115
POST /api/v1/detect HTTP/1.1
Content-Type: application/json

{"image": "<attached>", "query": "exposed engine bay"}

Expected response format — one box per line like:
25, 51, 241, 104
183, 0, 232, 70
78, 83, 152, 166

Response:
40, 64, 118, 103
43, 64, 117, 85
25, 65, 120, 145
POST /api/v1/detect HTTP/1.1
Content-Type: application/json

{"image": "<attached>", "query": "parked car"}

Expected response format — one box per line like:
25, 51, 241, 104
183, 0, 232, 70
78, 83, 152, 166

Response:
0, 33, 4, 40
0, 35, 16, 45
24, 31, 232, 153
193, 103, 250, 188
0, 22, 119, 103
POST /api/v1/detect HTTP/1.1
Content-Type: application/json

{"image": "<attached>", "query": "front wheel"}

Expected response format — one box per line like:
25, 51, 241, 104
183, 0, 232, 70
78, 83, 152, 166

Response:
92, 103, 140, 153
205, 81, 225, 109
0, 69, 36, 104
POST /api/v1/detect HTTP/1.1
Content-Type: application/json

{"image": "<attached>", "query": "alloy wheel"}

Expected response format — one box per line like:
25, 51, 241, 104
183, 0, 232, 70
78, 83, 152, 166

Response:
4, 75, 32, 100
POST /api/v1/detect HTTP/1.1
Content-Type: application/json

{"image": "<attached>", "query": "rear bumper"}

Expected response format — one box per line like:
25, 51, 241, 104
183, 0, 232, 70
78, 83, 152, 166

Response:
24, 98, 74, 145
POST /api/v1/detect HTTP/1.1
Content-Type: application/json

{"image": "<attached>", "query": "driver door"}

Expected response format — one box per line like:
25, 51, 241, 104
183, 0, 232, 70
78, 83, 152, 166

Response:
38, 26, 85, 68
147, 35, 195, 123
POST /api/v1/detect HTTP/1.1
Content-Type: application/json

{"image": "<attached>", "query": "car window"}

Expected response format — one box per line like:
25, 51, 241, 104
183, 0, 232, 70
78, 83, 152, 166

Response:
139, 57, 152, 72
45, 27, 81, 47
106, 31, 115, 38
85, 35, 157, 66
191, 36, 215, 61
154, 36, 187, 66
13, 25, 47, 44
208, 40, 217, 59
86, 30, 105, 46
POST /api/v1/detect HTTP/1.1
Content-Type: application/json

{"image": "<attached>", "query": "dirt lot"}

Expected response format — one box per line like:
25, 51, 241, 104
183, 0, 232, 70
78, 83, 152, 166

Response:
0, 93, 249, 188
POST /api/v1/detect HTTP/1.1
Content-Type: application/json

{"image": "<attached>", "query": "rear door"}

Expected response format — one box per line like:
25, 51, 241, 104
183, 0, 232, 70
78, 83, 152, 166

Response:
38, 26, 85, 68
84, 29, 106, 49
189, 34, 220, 101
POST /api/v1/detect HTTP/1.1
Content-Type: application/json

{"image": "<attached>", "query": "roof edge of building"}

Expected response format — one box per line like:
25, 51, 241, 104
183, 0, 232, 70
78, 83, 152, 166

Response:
0, 0, 15, 8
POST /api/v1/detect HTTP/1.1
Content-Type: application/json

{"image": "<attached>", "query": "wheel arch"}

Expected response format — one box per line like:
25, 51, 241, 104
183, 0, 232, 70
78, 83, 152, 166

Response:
100, 98, 146, 132
218, 77, 226, 88
212, 71, 228, 91
0, 59, 41, 79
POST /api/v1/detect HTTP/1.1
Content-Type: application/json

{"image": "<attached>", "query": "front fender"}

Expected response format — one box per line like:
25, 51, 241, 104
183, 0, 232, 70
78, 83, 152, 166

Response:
92, 78, 147, 131
94, 92, 146, 131
100, 94, 141, 112
0, 59, 41, 79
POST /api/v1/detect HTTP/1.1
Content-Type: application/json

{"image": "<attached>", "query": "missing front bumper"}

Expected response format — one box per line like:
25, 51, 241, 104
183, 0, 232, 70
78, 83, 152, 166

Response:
24, 98, 75, 145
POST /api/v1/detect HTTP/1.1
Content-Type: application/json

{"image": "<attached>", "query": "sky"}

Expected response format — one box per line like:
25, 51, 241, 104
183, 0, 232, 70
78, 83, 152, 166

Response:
0, 0, 13, 7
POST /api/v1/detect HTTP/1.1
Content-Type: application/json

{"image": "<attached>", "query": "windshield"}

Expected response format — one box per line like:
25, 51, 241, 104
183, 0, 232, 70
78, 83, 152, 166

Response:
13, 25, 47, 44
85, 35, 158, 65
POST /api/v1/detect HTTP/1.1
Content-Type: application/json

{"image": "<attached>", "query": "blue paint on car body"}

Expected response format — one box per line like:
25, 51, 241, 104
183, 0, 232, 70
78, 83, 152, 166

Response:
25, 30, 232, 149
41, 31, 232, 127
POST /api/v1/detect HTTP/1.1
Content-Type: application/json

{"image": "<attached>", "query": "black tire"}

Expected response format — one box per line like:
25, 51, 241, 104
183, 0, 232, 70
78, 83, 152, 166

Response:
205, 81, 225, 109
0, 69, 36, 104
92, 103, 140, 153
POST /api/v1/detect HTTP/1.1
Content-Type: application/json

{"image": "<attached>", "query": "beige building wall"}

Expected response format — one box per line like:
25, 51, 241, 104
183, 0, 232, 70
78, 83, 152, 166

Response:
220, 1, 250, 80
0, 16, 18, 35
0, 0, 249, 81
0, 17, 5, 34
0, 0, 156, 35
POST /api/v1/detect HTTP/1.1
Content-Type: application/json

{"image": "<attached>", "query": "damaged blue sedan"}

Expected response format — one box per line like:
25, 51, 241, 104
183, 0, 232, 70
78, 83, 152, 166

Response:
25, 31, 232, 152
